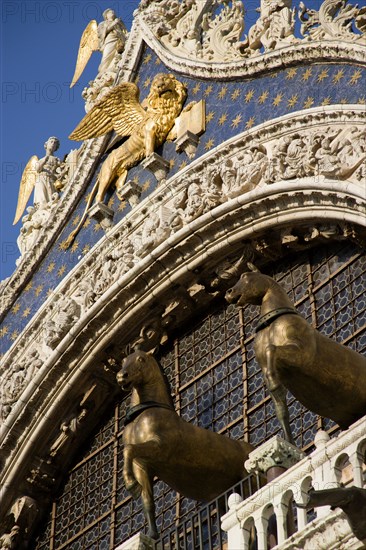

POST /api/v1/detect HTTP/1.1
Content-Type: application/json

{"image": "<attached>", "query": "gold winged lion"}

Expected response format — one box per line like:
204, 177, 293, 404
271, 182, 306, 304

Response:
66, 73, 187, 246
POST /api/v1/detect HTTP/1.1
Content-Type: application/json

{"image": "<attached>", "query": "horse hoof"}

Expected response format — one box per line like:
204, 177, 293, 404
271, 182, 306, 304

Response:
126, 479, 142, 499
147, 529, 159, 540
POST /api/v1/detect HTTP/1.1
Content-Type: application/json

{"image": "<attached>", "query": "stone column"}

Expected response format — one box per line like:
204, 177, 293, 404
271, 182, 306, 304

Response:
349, 448, 364, 488
225, 493, 246, 550
311, 430, 338, 519
245, 435, 305, 548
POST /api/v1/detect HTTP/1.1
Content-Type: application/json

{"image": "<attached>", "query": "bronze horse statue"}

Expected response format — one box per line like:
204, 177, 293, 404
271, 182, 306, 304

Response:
226, 270, 366, 444
297, 487, 366, 543
117, 350, 253, 539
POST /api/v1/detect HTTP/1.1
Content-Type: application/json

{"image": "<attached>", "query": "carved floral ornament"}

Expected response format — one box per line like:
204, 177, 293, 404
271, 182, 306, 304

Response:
138, 0, 366, 64
77, 0, 366, 111
0, 105, 365, 428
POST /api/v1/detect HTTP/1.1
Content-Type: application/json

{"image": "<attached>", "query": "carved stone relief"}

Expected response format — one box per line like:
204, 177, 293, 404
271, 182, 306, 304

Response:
239, 0, 297, 56
140, 0, 245, 62
0, 107, 365, 428
16, 197, 59, 265
139, 0, 366, 62
299, 0, 366, 42
0, 496, 38, 550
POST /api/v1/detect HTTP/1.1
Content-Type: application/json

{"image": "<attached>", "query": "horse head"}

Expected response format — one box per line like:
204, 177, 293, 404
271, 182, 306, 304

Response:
226, 271, 271, 306
117, 350, 152, 391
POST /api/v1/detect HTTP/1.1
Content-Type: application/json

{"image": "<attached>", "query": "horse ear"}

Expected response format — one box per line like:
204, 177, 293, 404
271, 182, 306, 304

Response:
247, 262, 261, 273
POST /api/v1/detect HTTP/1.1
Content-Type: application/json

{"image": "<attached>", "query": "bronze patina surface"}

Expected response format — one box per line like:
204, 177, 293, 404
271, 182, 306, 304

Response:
226, 270, 366, 444
117, 350, 253, 539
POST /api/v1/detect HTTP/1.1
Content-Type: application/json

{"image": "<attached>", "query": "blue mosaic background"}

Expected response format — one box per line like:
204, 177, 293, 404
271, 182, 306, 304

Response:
1, 44, 365, 357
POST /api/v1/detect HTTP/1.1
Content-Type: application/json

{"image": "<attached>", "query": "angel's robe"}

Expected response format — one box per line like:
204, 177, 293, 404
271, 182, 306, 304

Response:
34, 155, 60, 206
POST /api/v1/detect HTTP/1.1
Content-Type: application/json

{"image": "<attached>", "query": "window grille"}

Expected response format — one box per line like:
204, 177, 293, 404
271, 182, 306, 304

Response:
34, 242, 366, 549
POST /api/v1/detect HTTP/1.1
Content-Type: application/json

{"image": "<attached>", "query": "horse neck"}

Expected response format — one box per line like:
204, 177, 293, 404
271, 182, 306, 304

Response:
129, 367, 173, 407
260, 279, 294, 314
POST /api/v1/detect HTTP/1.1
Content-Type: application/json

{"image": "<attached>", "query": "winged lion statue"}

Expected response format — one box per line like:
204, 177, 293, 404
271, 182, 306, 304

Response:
66, 73, 187, 247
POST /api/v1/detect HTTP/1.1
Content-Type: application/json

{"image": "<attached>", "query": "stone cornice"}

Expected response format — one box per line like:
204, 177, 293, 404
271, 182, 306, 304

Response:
1, 104, 365, 396
135, 16, 366, 80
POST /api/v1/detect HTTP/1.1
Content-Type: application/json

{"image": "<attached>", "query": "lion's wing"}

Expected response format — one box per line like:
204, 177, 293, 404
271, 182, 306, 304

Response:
69, 82, 146, 141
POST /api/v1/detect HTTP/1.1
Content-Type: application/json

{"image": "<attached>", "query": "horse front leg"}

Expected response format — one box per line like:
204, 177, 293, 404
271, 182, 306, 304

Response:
123, 438, 161, 499
133, 463, 159, 540
123, 444, 141, 499
264, 344, 294, 445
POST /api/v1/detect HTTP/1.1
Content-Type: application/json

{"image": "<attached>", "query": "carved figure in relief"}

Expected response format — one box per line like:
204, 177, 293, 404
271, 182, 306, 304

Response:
117, 350, 253, 539
315, 137, 341, 176
203, 178, 222, 210
220, 147, 268, 199
281, 135, 311, 179
299, 0, 365, 41
49, 408, 88, 458
94, 244, 135, 295
70, 9, 128, 88
239, 145, 269, 187
0, 350, 43, 423
66, 74, 186, 247
54, 294, 80, 326
73, 276, 97, 314
142, 0, 244, 61
240, 0, 296, 54
185, 182, 205, 220
314, 131, 366, 179
226, 267, 366, 444
0, 526, 20, 549
221, 158, 240, 197
13, 137, 61, 226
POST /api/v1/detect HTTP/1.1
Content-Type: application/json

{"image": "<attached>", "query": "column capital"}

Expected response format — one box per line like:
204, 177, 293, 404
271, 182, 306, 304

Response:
245, 435, 305, 475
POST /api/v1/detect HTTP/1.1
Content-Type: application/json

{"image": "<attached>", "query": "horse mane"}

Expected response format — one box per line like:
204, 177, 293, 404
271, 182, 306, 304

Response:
139, 350, 175, 409
151, 355, 175, 409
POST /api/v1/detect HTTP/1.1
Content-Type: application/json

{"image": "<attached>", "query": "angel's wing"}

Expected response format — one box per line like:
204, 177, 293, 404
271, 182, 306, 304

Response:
70, 20, 99, 88
13, 156, 39, 225
69, 82, 147, 141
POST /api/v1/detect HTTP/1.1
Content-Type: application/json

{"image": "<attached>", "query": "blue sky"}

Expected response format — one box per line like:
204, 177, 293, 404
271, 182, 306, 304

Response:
1, 0, 140, 281
1, 0, 365, 282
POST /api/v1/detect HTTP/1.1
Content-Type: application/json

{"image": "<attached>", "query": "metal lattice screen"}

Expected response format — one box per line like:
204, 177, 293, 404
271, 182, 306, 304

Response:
34, 241, 366, 549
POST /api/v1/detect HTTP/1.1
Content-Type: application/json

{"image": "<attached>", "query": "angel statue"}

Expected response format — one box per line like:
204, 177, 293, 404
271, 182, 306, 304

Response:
70, 9, 128, 88
65, 73, 187, 247
13, 137, 61, 226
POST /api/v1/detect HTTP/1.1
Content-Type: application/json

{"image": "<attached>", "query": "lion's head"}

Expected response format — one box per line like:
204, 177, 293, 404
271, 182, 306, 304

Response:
146, 73, 187, 115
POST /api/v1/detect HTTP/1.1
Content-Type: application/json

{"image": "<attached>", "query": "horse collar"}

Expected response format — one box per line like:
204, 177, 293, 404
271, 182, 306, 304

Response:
255, 307, 300, 333
125, 401, 175, 426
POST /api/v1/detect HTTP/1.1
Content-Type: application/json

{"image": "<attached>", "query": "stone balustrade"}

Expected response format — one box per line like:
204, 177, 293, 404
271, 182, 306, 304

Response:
221, 416, 366, 550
